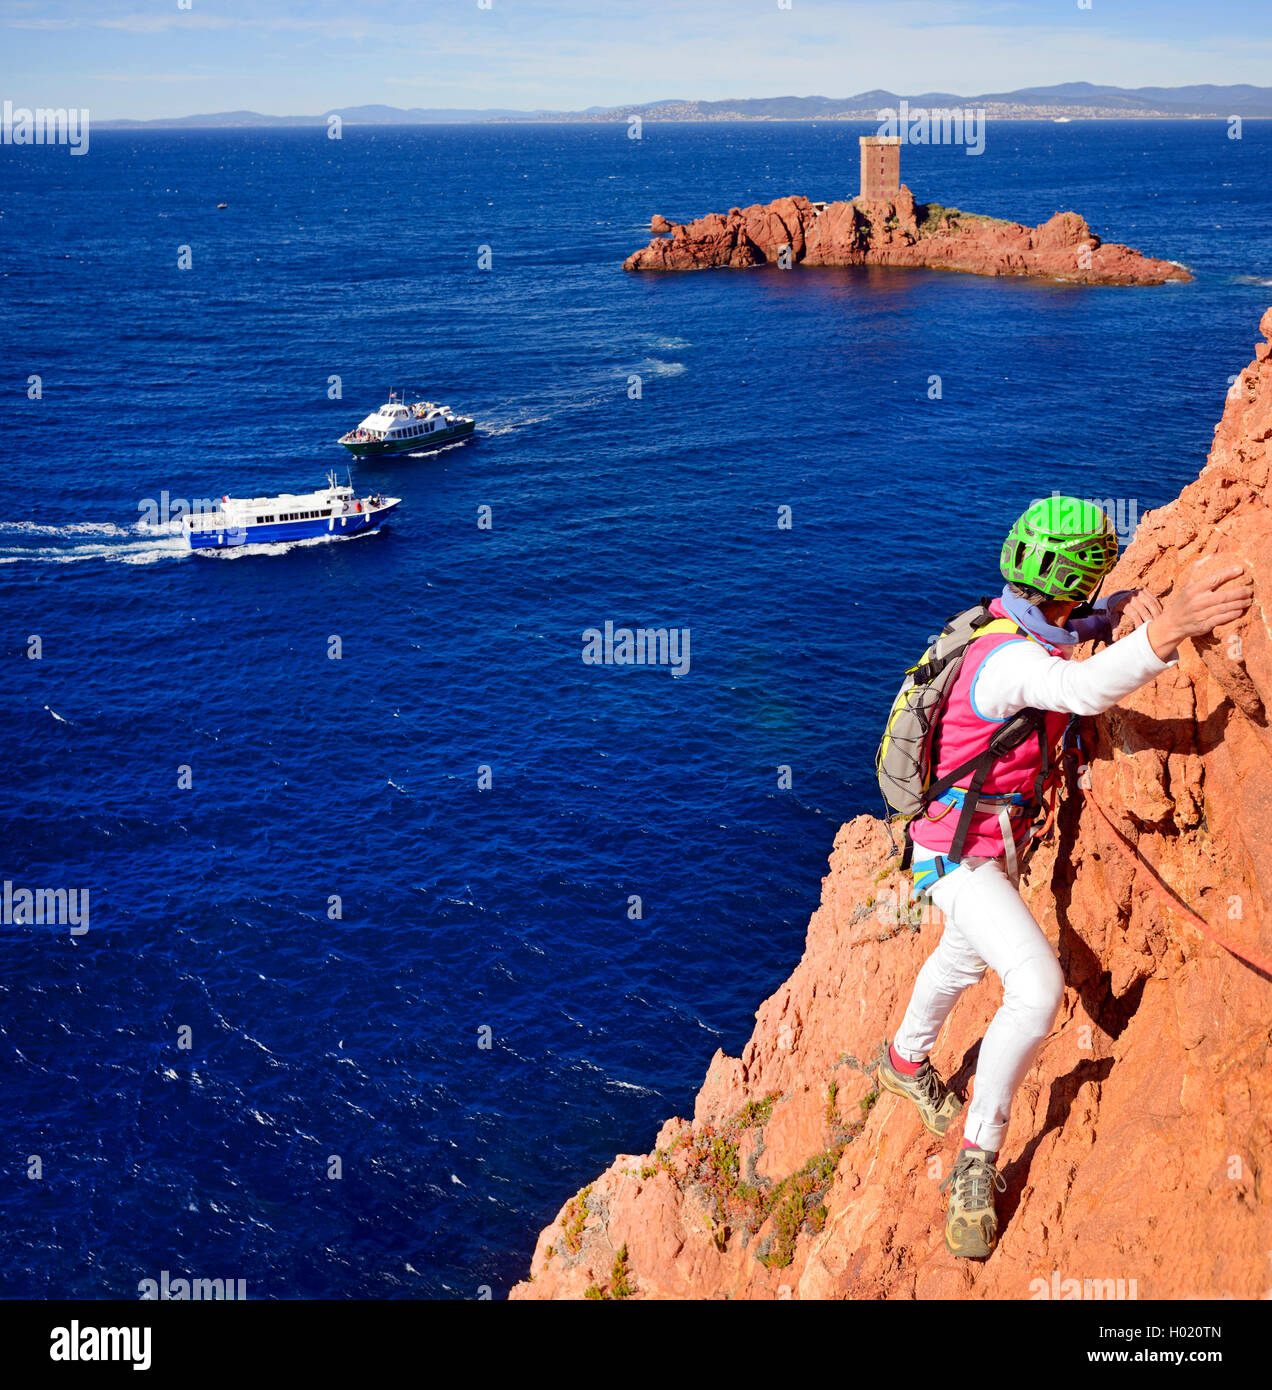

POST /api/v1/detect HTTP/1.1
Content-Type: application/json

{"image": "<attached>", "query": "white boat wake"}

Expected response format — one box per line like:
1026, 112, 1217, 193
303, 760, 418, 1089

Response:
0, 519, 189, 566
0, 516, 385, 565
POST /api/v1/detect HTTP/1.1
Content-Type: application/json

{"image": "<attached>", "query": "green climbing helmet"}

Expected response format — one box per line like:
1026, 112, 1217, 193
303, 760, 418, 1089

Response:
1000, 495, 1118, 600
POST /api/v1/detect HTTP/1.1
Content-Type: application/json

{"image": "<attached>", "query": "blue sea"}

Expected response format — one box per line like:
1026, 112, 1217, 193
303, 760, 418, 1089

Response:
2, 119, 1269, 1299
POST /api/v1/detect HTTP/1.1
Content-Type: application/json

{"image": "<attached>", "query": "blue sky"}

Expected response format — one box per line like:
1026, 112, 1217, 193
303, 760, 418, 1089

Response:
5, 0, 1271, 120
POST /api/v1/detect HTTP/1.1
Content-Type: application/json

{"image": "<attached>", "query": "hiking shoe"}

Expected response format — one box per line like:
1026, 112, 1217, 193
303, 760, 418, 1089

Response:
939, 1147, 1008, 1258
876, 1046, 963, 1137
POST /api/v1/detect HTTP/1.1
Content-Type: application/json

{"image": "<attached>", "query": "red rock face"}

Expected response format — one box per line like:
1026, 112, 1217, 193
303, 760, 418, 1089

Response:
623, 186, 1190, 286
511, 307, 1271, 1302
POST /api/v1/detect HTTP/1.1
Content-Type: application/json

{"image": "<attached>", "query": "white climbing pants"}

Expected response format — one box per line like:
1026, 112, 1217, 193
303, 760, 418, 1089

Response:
892, 858, 1064, 1152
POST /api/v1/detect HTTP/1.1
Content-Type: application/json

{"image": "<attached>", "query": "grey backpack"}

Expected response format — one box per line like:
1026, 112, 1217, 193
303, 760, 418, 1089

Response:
876, 599, 1044, 867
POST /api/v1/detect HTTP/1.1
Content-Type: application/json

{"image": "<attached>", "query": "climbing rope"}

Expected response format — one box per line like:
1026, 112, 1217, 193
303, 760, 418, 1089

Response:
1061, 726, 1272, 979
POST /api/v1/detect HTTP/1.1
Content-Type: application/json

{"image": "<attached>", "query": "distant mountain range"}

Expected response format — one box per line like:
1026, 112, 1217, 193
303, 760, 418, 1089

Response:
99, 104, 542, 128
99, 84, 1272, 128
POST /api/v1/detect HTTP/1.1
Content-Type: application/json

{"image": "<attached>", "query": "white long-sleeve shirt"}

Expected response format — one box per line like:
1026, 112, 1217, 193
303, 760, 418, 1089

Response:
973, 620, 1178, 721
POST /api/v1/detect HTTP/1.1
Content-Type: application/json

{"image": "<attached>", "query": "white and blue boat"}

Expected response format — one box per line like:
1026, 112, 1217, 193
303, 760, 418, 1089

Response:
182, 472, 400, 551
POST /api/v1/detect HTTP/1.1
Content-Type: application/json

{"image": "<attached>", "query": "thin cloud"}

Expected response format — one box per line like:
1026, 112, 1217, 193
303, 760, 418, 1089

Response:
91, 72, 224, 83
8, 0, 1269, 121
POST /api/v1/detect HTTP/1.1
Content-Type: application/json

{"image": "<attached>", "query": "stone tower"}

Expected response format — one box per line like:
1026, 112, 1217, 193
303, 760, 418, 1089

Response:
859, 135, 901, 201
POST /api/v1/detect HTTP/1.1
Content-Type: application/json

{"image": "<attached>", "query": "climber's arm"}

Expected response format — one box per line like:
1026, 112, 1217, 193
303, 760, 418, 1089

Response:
974, 562, 1254, 719
972, 625, 1177, 720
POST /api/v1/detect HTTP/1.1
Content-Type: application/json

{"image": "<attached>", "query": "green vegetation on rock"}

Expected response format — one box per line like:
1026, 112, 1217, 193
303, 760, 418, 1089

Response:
584, 1244, 634, 1300
560, 1183, 593, 1254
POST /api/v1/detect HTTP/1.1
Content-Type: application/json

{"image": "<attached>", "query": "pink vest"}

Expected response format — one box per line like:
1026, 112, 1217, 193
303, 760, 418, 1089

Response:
910, 599, 1069, 859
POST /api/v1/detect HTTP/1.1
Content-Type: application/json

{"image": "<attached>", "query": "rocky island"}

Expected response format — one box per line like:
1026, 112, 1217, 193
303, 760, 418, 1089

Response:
623, 186, 1190, 286
512, 305, 1272, 1300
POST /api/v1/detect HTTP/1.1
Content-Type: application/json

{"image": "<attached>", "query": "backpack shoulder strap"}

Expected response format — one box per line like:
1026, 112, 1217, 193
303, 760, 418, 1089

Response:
974, 616, 1045, 645
923, 610, 1048, 865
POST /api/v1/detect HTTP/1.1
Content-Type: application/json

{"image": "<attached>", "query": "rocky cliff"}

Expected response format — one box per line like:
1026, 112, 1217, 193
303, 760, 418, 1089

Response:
623, 187, 1190, 285
511, 307, 1272, 1301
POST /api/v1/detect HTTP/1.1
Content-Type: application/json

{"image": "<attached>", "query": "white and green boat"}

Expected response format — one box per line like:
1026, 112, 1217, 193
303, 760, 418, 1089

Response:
339, 393, 475, 457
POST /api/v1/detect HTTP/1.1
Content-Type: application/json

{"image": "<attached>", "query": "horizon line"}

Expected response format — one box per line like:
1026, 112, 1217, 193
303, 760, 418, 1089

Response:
57, 81, 1272, 127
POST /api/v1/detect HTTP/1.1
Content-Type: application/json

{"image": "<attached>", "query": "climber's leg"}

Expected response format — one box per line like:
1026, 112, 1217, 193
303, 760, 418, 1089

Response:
879, 877, 987, 1135
892, 878, 989, 1064
932, 859, 1065, 1153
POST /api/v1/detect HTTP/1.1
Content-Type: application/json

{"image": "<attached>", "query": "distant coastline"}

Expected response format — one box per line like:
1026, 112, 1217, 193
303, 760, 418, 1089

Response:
96, 113, 1271, 130
92, 82, 1272, 128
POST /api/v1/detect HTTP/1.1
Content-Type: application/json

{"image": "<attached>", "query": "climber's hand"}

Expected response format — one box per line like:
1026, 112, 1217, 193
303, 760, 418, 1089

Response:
1108, 588, 1162, 632
1147, 562, 1254, 660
